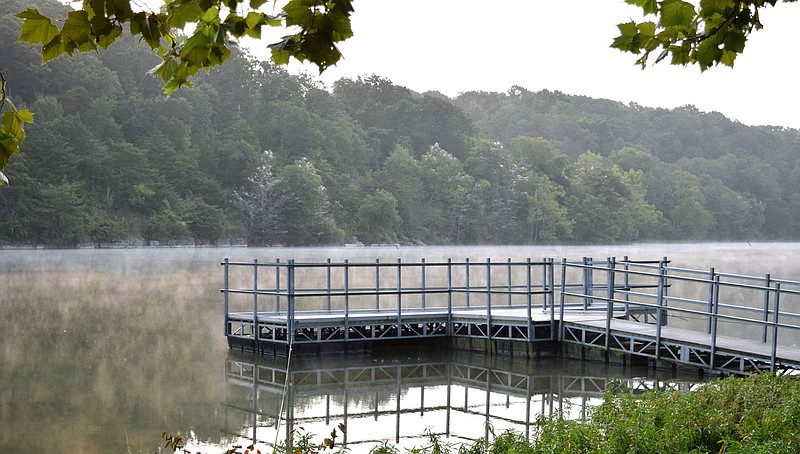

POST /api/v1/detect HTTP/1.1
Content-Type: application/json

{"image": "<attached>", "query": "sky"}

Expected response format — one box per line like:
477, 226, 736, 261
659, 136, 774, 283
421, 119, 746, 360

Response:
245, 0, 800, 130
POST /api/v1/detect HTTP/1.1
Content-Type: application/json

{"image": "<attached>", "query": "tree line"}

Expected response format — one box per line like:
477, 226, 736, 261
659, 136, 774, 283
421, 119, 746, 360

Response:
1, 0, 798, 247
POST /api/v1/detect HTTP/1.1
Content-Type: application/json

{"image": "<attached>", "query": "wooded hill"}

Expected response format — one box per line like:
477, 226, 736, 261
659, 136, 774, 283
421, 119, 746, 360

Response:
2, 0, 799, 247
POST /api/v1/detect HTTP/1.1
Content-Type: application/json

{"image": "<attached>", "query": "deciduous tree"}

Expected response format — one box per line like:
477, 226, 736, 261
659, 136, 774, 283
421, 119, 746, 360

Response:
612, 0, 791, 71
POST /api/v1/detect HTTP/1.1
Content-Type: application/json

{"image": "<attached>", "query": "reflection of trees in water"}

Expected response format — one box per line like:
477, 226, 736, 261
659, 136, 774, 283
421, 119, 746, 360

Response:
0, 261, 226, 453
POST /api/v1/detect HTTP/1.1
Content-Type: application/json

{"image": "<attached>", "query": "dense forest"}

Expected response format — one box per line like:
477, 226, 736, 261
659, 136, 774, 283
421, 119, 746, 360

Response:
2, 0, 799, 247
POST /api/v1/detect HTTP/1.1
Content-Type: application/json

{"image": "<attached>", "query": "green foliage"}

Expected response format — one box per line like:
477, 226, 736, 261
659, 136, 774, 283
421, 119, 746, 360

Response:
524, 373, 800, 453
521, 173, 573, 244
87, 206, 127, 246
369, 441, 400, 454
145, 200, 190, 243
15, 0, 353, 95
279, 423, 347, 454
612, 0, 788, 70
406, 428, 455, 454
356, 189, 401, 245
183, 196, 227, 245
274, 159, 343, 245
0, 70, 34, 186
567, 152, 658, 243
379, 145, 425, 241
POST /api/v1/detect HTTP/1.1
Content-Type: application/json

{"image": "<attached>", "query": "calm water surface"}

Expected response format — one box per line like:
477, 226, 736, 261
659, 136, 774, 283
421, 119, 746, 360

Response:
2, 243, 798, 453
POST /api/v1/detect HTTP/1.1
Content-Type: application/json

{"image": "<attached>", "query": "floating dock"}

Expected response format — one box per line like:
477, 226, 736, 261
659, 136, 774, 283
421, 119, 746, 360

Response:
222, 257, 800, 374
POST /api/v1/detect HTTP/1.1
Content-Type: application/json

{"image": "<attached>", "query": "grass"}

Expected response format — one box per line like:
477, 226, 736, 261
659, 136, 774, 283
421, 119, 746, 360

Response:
529, 372, 800, 453
194, 373, 800, 454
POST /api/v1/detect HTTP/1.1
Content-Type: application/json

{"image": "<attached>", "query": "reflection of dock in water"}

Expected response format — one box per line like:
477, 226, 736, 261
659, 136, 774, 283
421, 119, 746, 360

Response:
221, 350, 702, 450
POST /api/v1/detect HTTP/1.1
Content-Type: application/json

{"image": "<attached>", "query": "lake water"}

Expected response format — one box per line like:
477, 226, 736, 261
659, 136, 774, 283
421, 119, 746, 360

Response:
2, 243, 799, 453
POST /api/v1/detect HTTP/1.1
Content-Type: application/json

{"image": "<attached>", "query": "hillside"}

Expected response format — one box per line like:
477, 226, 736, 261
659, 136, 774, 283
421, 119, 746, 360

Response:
2, 0, 799, 247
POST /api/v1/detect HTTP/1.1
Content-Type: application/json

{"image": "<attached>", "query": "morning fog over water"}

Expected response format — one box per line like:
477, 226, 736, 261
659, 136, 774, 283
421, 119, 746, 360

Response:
1, 243, 798, 453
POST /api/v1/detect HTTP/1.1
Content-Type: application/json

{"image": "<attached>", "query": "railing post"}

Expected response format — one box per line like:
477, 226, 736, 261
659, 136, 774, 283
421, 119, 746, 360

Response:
605, 257, 615, 351
548, 258, 556, 340
486, 258, 492, 339
771, 282, 782, 372
706, 267, 715, 334
762, 273, 772, 343
526, 258, 532, 340
465, 257, 471, 308
541, 257, 548, 311
344, 259, 350, 341
507, 257, 513, 307
375, 258, 381, 311
326, 258, 332, 312
559, 258, 567, 340
287, 259, 295, 348
253, 259, 259, 345
397, 258, 402, 337
710, 274, 721, 368
582, 257, 591, 309
275, 259, 281, 313
661, 257, 669, 326
223, 257, 229, 336
447, 258, 453, 335
655, 262, 666, 360
622, 256, 630, 316
421, 258, 427, 310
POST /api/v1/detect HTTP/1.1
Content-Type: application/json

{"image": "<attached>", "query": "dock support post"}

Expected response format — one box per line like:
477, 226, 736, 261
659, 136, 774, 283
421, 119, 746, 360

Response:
223, 257, 229, 336
762, 273, 772, 343
526, 258, 532, 341
771, 282, 782, 372
253, 258, 259, 347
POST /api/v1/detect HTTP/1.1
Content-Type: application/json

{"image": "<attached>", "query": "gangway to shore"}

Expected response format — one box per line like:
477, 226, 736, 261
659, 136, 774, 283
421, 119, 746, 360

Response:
222, 256, 800, 375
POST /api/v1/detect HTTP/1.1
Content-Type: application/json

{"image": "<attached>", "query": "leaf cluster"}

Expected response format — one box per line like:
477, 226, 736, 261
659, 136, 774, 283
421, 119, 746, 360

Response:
15, 0, 354, 94
0, 70, 34, 185
612, 0, 791, 70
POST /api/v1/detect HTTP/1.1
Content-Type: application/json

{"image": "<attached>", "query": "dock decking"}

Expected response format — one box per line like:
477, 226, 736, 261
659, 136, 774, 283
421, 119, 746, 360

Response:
223, 257, 800, 374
